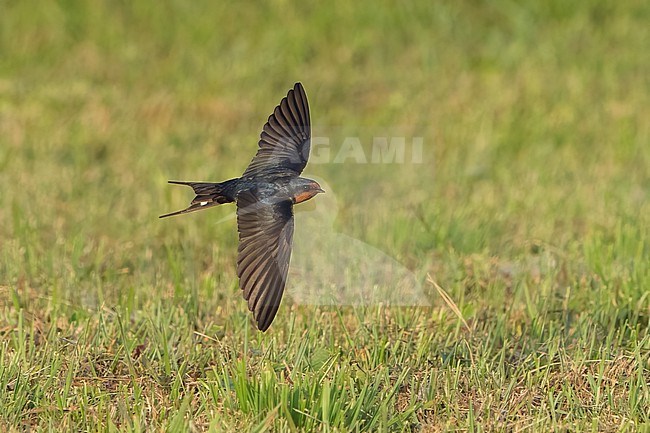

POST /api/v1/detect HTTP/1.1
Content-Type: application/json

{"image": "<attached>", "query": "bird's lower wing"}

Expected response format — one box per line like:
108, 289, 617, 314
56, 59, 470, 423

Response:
236, 190, 294, 331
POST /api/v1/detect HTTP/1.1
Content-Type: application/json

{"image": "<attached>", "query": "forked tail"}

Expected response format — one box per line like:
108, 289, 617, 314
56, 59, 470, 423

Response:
159, 181, 233, 218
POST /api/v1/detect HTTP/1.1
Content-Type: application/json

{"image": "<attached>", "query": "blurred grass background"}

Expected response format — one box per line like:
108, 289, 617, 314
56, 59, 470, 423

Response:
0, 0, 648, 431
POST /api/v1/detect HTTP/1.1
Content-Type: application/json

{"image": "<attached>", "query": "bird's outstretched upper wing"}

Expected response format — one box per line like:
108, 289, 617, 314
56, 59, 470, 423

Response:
236, 190, 294, 331
242, 82, 311, 179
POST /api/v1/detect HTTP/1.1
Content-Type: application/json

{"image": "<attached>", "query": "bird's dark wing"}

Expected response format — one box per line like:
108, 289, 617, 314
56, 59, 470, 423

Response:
242, 82, 311, 179
236, 190, 294, 331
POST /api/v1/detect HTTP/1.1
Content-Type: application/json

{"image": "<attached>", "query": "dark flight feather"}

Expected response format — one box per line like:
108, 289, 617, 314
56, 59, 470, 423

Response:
236, 190, 294, 331
242, 83, 311, 178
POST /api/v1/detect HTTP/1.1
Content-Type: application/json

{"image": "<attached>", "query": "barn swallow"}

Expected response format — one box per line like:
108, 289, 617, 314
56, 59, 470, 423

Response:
160, 83, 323, 331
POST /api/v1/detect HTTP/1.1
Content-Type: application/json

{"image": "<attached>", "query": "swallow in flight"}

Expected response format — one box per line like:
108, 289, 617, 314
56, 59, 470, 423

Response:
161, 83, 323, 331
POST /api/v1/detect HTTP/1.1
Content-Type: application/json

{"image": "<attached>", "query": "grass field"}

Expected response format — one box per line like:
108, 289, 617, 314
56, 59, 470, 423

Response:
1, 0, 649, 431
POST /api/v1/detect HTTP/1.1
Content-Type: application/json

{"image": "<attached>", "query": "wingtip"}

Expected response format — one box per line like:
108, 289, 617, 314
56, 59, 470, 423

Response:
256, 313, 275, 332
255, 301, 281, 332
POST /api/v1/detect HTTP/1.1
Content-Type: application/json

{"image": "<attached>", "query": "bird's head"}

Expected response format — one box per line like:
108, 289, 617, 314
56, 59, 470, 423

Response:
290, 178, 325, 204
